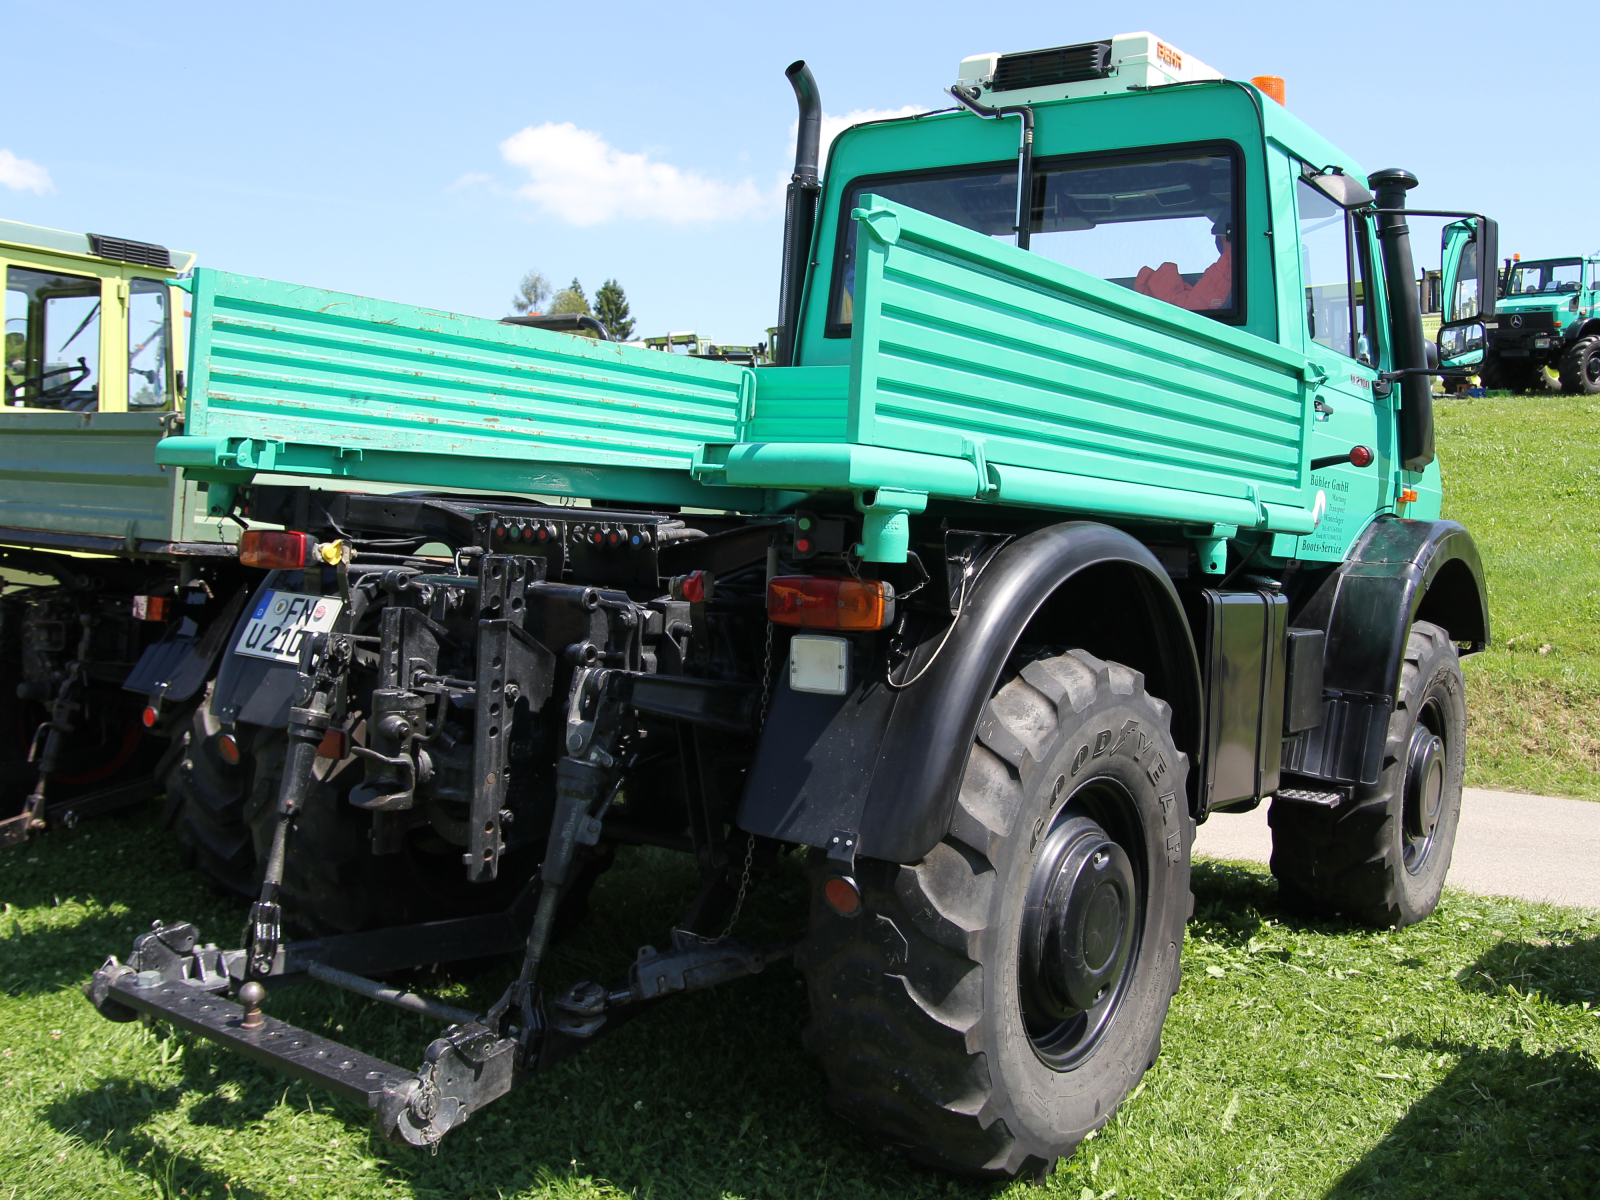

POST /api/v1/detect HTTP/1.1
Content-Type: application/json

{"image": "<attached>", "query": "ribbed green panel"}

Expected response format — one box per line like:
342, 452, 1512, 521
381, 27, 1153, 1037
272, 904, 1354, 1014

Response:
848, 197, 1314, 514
0, 413, 177, 539
185, 270, 753, 473
746, 366, 850, 442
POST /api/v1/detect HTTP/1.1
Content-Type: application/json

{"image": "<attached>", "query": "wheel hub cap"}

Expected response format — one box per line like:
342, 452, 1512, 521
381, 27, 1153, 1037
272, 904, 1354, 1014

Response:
1401, 713, 1448, 877
1021, 812, 1137, 1064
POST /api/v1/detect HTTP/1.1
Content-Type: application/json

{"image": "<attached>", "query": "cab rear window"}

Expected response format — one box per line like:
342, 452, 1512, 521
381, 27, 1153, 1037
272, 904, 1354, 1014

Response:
827, 145, 1241, 335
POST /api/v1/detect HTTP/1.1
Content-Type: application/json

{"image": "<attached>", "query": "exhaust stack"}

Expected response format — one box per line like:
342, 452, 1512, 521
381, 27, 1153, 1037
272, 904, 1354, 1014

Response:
775, 61, 822, 366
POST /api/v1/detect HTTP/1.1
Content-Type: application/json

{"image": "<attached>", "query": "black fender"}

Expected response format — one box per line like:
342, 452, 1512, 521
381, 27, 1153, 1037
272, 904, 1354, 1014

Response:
1567, 318, 1600, 344
1282, 515, 1487, 785
735, 522, 1203, 864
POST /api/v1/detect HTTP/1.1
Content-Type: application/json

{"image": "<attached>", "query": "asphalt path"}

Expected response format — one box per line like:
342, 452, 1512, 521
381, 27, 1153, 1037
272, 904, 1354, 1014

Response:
1193, 787, 1600, 910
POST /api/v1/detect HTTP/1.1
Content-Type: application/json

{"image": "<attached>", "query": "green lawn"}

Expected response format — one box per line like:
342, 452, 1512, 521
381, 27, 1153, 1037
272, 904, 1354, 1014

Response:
1436, 392, 1600, 799
5, 810, 1600, 1199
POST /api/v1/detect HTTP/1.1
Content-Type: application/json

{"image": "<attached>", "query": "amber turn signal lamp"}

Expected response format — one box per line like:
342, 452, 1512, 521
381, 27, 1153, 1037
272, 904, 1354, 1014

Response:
824, 875, 862, 916
215, 732, 241, 765
1251, 75, 1286, 106
1399, 488, 1419, 504
767, 576, 894, 631
239, 530, 316, 570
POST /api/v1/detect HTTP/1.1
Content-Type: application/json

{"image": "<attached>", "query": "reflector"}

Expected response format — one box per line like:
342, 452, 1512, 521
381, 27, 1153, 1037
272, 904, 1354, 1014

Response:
824, 875, 862, 916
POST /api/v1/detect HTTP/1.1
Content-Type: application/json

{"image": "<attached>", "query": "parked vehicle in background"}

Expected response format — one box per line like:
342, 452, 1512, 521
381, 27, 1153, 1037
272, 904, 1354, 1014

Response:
78, 32, 1491, 1179
0, 220, 250, 845
1479, 253, 1600, 393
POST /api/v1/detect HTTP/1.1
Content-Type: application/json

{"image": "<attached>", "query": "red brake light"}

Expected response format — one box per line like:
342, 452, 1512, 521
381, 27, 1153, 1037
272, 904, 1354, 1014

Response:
239, 530, 315, 570
141, 706, 159, 728
215, 732, 241, 765
1349, 445, 1374, 468
767, 576, 894, 631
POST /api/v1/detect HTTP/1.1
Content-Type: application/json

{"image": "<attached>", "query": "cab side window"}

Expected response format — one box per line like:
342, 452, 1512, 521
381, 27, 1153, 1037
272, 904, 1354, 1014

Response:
4, 266, 102, 410
1296, 177, 1376, 365
127, 279, 171, 409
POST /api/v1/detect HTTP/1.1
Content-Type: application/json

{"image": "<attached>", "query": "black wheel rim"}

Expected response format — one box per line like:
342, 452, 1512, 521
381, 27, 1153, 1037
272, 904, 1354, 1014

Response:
1018, 779, 1144, 1070
1401, 696, 1447, 874
1586, 350, 1600, 387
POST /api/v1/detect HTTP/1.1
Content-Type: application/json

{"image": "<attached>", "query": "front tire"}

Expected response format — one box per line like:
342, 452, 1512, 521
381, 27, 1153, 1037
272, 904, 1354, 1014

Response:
1269, 621, 1465, 927
797, 650, 1191, 1177
1559, 335, 1600, 395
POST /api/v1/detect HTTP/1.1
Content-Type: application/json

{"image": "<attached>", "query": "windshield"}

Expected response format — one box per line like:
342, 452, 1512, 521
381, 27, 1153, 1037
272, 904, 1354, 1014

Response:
1504, 259, 1582, 296
829, 147, 1239, 332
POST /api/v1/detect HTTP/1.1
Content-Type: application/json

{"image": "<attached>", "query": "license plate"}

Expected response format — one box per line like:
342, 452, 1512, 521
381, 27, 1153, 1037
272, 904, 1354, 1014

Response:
235, 590, 343, 664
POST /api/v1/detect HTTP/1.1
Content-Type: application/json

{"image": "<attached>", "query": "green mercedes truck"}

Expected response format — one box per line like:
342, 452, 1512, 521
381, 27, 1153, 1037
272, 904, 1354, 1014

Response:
1478, 254, 1600, 393
79, 32, 1492, 1178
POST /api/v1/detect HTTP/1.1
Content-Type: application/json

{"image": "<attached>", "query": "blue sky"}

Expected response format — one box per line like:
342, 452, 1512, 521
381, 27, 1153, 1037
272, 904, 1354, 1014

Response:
6, 1, 1595, 344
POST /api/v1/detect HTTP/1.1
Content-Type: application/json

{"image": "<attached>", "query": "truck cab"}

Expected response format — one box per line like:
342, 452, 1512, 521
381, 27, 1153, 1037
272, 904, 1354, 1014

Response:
0, 219, 230, 551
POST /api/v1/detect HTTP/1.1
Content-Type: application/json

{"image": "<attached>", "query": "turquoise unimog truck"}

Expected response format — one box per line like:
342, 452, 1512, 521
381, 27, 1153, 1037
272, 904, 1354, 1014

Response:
1478, 253, 1600, 393
78, 33, 1493, 1178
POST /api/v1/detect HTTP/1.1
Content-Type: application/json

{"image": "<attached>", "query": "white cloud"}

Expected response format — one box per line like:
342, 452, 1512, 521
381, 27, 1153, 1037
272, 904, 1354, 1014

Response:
447, 171, 492, 193
0, 149, 53, 194
500, 123, 773, 227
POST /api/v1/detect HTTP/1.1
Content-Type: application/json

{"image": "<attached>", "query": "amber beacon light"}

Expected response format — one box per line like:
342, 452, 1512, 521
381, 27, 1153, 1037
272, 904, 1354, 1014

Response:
767, 576, 895, 631
1251, 75, 1286, 106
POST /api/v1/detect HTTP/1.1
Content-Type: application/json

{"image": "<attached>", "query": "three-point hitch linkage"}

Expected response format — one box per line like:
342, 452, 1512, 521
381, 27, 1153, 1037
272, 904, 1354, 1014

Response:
85, 545, 790, 1148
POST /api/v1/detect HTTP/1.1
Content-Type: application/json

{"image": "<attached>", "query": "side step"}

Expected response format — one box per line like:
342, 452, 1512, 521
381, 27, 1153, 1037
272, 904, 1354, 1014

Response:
1274, 788, 1345, 808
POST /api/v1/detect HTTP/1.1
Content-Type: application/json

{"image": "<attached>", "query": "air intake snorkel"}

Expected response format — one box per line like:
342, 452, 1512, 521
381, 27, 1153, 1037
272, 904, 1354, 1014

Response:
948, 84, 1035, 250
774, 60, 822, 367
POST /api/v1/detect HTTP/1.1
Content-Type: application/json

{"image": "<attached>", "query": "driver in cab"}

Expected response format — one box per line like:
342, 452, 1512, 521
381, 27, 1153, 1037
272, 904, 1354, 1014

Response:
1134, 220, 1232, 312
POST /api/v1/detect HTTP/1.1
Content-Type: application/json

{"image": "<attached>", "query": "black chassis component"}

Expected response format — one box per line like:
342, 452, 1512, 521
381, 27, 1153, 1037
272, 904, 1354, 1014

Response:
1282, 516, 1487, 786
86, 905, 789, 1147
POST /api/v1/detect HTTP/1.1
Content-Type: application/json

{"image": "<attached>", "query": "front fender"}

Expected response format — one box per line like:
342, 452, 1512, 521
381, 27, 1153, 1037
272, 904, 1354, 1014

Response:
1284, 516, 1487, 785
736, 522, 1203, 864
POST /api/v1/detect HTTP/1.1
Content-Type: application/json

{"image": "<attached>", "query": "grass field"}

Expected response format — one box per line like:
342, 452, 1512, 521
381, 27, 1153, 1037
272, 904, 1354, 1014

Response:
1437, 391, 1600, 799
4, 809, 1600, 1199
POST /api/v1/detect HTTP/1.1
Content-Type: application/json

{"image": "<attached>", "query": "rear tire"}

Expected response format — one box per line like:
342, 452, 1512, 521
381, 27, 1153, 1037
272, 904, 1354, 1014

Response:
167, 694, 255, 898
797, 650, 1190, 1177
1558, 335, 1600, 395
1269, 621, 1465, 928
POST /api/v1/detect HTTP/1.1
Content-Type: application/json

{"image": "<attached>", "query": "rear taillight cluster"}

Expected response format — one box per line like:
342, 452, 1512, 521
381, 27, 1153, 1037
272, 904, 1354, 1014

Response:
766, 576, 894, 631
239, 530, 317, 569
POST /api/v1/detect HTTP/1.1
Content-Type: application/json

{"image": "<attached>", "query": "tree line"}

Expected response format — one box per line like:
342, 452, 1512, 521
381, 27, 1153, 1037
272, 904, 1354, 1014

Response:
513, 271, 634, 341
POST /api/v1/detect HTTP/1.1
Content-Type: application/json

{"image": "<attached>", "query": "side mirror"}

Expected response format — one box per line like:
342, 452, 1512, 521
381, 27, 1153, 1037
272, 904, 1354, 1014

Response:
1437, 320, 1485, 366
1439, 216, 1498, 323
1303, 169, 1374, 209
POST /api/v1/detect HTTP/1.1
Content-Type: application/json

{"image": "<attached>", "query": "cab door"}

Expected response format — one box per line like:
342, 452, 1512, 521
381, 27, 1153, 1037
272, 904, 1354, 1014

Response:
1291, 173, 1386, 559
